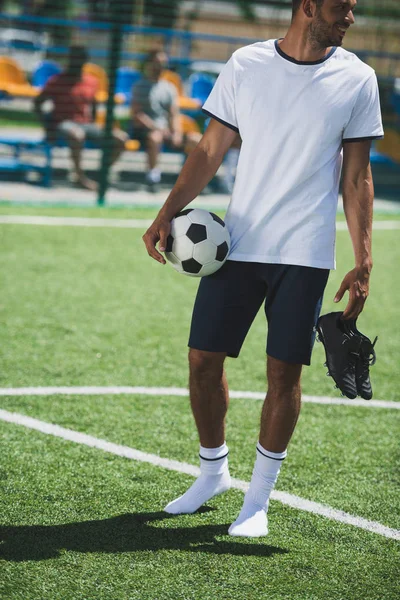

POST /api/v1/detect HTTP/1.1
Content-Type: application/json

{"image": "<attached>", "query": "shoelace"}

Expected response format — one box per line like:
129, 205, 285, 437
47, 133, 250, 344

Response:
358, 336, 378, 378
323, 335, 360, 376
324, 335, 359, 394
341, 334, 362, 375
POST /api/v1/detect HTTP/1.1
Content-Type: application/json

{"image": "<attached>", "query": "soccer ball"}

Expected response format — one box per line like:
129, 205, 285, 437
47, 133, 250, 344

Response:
165, 208, 231, 277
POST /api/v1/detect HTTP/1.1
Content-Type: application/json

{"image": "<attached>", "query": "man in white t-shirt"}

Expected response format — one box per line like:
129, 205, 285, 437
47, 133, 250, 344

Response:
143, 0, 383, 537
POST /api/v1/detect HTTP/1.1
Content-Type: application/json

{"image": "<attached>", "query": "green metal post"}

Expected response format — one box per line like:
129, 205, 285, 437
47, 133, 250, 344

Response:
97, 3, 124, 206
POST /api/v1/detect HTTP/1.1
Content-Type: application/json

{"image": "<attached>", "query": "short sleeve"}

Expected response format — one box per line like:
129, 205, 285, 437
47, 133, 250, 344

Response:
343, 73, 384, 143
202, 56, 239, 133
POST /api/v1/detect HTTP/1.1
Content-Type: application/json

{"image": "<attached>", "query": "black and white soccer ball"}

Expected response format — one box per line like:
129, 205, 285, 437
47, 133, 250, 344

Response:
165, 208, 231, 277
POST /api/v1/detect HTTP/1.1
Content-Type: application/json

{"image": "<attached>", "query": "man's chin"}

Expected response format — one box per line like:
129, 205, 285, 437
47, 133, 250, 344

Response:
326, 36, 343, 47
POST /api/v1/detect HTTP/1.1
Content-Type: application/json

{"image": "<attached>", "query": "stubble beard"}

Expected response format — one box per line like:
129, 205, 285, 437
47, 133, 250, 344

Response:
308, 11, 338, 50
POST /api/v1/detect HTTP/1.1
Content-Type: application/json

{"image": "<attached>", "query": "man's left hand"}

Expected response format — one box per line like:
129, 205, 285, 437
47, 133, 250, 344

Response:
334, 266, 371, 320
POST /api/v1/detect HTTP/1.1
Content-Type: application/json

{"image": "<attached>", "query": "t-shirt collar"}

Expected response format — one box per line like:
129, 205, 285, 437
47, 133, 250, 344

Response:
274, 39, 337, 66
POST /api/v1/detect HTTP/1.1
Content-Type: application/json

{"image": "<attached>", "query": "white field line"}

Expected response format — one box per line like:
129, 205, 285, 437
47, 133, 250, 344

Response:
0, 215, 399, 230
0, 408, 399, 541
0, 386, 398, 409
0, 215, 153, 228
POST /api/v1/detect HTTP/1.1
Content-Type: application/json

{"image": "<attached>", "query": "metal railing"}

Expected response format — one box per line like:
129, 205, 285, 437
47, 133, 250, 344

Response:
1, 13, 400, 77
1, 12, 399, 204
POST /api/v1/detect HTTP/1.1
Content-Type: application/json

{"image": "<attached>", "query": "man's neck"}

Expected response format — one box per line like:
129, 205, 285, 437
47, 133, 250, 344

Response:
278, 29, 332, 63
147, 74, 161, 83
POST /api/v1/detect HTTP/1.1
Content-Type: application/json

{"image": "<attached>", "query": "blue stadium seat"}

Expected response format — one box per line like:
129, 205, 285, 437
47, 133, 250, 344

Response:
0, 137, 52, 186
370, 149, 397, 166
188, 73, 214, 105
32, 60, 62, 89
116, 67, 141, 104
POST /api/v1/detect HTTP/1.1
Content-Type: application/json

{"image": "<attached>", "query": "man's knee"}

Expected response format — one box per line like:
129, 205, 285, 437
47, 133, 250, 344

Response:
147, 129, 163, 145
267, 355, 302, 395
66, 129, 85, 146
113, 129, 128, 148
189, 348, 226, 378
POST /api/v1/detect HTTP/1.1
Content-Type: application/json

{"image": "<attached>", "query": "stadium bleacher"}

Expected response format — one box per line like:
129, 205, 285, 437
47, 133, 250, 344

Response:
0, 15, 399, 188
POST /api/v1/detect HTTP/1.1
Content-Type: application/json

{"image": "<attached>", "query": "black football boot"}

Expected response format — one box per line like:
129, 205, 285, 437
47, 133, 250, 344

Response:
316, 312, 360, 399
346, 320, 378, 400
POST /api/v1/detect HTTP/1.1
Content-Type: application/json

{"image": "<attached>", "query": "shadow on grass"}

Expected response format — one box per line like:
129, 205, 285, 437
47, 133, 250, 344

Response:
0, 509, 288, 561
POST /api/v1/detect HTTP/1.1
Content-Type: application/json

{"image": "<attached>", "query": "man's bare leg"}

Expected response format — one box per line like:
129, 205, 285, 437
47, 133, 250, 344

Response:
164, 349, 231, 514
229, 356, 302, 537
189, 349, 229, 448
66, 131, 98, 192
144, 130, 163, 188
260, 357, 302, 452
110, 130, 128, 165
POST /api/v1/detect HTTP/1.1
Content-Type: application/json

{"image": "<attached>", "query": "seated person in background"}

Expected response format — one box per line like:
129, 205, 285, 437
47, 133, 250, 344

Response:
34, 45, 127, 191
131, 49, 201, 191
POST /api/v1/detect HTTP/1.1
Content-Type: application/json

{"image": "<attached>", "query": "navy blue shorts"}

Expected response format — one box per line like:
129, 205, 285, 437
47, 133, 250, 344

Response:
188, 261, 330, 365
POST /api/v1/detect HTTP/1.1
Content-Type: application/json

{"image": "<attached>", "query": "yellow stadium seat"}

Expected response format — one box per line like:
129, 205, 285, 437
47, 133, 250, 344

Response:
82, 62, 124, 104
161, 69, 201, 111
0, 56, 38, 98
180, 114, 201, 134
83, 62, 108, 103
376, 129, 400, 163
178, 96, 202, 111
125, 139, 140, 152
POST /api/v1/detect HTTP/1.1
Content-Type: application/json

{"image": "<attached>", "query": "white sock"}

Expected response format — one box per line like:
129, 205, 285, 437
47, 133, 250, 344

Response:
164, 442, 231, 514
146, 168, 161, 184
228, 442, 287, 537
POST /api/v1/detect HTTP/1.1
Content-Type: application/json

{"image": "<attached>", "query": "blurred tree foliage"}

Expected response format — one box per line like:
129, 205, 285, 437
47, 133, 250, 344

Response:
32, 0, 73, 46
224, 0, 400, 20
81, 0, 259, 28
83, 0, 259, 27
33, 0, 73, 21
5, 0, 400, 25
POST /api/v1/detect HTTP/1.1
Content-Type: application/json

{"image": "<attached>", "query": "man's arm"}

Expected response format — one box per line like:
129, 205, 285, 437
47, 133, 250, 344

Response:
131, 99, 158, 131
334, 140, 374, 319
143, 119, 238, 264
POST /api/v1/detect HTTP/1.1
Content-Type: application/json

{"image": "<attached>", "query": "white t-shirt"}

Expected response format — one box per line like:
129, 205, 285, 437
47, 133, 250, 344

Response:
203, 39, 384, 270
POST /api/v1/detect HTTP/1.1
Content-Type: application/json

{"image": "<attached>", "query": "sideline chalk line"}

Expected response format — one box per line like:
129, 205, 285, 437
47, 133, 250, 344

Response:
0, 386, 398, 409
0, 408, 398, 541
0, 215, 399, 230
0, 215, 153, 228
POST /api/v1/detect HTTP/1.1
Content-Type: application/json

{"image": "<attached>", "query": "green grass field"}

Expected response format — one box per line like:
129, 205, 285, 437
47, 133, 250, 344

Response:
0, 205, 399, 599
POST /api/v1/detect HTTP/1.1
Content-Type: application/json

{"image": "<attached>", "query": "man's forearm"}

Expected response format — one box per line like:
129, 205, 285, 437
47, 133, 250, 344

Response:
158, 144, 223, 221
342, 166, 374, 270
132, 112, 157, 131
